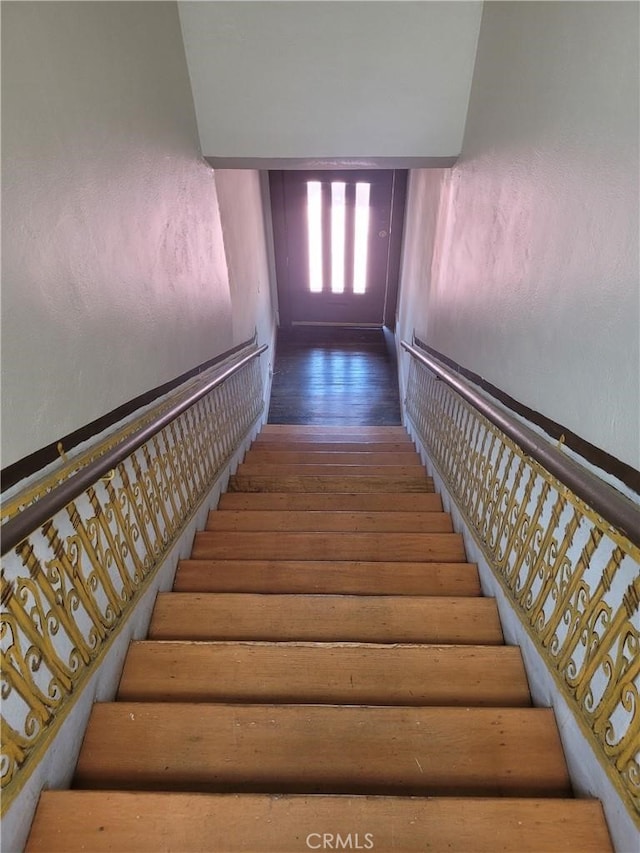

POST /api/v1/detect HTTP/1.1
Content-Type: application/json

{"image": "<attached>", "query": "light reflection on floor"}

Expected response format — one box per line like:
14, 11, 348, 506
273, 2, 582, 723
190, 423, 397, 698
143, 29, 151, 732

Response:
268, 333, 401, 425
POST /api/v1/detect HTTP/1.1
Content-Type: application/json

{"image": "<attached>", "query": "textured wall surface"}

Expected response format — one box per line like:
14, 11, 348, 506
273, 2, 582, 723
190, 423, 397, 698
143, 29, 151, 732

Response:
178, 1, 482, 159
396, 168, 447, 381
215, 170, 275, 351
214, 169, 277, 399
398, 1, 639, 469
2, 2, 240, 467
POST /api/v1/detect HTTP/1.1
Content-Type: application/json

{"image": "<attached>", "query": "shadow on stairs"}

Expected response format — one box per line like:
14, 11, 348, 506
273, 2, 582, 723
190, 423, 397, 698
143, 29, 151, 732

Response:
26, 425, 613, 852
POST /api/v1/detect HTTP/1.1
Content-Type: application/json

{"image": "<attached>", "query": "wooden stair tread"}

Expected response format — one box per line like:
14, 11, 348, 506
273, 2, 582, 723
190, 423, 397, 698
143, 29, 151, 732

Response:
173, 560, 481, 596
218, 492, 443, 511
191, 530, 465, 561
206, 509, 453, 533
118, 641, 531, 706
243, 450, 423, 465
228, 474, 434, 493
74, 703, 572, 797
25, 792, 614, 853
148, 593, 503, 644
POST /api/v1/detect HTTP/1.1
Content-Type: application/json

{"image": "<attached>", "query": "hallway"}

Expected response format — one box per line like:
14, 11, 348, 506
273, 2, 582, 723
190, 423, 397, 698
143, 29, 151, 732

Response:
267, 327, 401, 426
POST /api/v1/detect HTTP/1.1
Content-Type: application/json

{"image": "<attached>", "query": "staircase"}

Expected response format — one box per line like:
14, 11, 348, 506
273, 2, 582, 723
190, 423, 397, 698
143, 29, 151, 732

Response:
26, 425, 613, 851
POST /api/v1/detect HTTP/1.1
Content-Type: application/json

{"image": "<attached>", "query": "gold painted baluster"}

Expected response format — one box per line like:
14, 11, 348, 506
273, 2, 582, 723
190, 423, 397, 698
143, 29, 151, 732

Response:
599, 603, 638, 775
176, 410, 202, 498
464, 411, 484, 508
129, 454, 164, 552
1, 717, 31, 787
199, 395, 219, 479
186, 402, 209, 484
558, 547, 624, 681
1, 584, 63, 727
541, 526, 604, 651
1, 572, 73, 696
141, 444, 173, 536
449, 402, 469, 496
43, 519, 117, 635
117, 464, 155, 570
470, 427, 496, 530
496, 464, 536, 573
484, 442, 512, 548
167, 421, 194, 510
559, 547, 624, 702
103, 477, 145, 583
159, 427, 188, 517
180, 410, 202, 500
20, 537, 93, 665
80, 493, 135, 602
530, 507, 582, 631
151, 434, 181, 532
517, 492, 567, 613
505, 479, 552, 589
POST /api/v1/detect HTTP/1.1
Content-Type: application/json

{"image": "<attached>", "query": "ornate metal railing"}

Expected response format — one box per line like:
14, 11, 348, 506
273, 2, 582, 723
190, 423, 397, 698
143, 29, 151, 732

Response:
0, 342, 267, 809
402, 339, 640, 825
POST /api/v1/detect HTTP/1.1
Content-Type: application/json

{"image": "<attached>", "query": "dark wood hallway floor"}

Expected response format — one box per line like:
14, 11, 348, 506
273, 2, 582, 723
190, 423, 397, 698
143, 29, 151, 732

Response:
267, 327, 402, 426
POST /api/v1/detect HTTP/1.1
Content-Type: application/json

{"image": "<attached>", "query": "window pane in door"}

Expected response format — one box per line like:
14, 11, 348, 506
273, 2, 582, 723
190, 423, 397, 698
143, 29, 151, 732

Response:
331, 182, 346, 294
307, 181, 323, 293
353, 182, 371, 294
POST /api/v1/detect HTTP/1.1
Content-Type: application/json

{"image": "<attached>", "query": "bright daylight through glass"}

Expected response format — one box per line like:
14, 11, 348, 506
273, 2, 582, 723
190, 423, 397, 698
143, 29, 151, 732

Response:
353, 183, 371, 294
307, 179, 371, 295
330, 182, 346, 293
306, 181, 323, 293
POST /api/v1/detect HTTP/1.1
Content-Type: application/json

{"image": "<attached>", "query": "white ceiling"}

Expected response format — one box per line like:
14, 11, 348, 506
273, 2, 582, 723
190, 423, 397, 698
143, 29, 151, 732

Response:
178, 1, 483, 167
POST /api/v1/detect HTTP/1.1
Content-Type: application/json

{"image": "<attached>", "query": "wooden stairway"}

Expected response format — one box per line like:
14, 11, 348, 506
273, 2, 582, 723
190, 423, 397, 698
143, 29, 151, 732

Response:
26, 425, 612, 851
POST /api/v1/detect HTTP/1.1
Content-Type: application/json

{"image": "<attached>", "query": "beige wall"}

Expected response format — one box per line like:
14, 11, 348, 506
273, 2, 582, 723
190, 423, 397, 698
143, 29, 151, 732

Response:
398, 1, 639, 470
215, 170, 275, 350
1, 2, 273, 469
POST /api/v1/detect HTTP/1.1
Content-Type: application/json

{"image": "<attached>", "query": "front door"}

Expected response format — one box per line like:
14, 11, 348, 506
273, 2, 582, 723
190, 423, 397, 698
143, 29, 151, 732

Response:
270, 170, 406, 327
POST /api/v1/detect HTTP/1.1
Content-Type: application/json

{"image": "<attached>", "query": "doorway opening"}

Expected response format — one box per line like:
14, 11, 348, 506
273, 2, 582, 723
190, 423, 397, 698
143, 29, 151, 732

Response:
269, 170, 407, 329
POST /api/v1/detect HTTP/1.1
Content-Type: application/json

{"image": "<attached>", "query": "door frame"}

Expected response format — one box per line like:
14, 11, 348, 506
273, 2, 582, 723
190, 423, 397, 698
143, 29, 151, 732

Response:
269, 169, 407, 331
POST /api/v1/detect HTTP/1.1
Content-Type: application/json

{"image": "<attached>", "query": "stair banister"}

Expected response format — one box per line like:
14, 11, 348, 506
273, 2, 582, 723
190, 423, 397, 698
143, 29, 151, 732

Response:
401, 336, 639, 835
1, 344, 268, 557
401, 339, 640, 546
0, 339, 268, 820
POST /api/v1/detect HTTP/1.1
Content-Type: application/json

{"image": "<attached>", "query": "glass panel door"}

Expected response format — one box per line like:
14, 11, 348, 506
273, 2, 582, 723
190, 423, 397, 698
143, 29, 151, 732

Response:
270, 170, 405, 326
